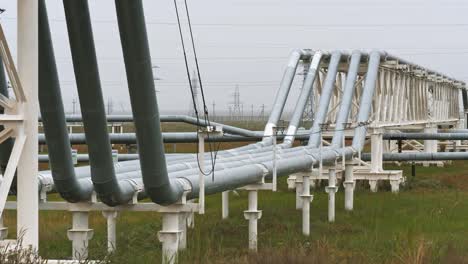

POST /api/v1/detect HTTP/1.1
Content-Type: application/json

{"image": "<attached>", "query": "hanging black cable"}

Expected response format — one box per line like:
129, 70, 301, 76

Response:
182, 0, 220, 180
173, 0, 219, 178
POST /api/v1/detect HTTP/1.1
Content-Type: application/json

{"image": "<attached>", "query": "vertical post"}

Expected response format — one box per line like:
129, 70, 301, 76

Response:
325, 168, 337, 222
102, 211, 118, 253
243, 190, 261, 251
67, 211, 93, 260
343, 164, 355, 211
272, 127, 277, 191
222, 191, 229, 219
17, 0, 39, 248
301, 173, 313, 236
198, 132, 205, 214
295, 175, 303, 210
370, 128, 383, 173
423, 125, 438, 166
158, 213, 181, 264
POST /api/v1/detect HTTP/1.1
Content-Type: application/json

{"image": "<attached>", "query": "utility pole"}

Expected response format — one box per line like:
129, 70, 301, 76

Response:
259, 104, 265, 121
107, 98, 113, 115
212, 101, 216, 119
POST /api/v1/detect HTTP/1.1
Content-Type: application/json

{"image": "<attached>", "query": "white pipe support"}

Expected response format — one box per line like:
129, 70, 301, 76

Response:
343, 164, 355, 211
369, 180, 379, 192
158, 212, 182, 264
222, 191, 229, 219
243, 190, 262, 251
301, 175, 313, 236
325, 168, 338, 223
389, 179, 400, 193
295, 176, 304, 210
102, 211, 118, 253
67, 211, 94, 260
178, 213, 188, 250
370, 128, 384, 173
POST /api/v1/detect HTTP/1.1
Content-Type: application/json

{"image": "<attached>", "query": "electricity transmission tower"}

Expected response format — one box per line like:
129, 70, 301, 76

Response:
188, 74, 200, 117
229, 85, 242, 120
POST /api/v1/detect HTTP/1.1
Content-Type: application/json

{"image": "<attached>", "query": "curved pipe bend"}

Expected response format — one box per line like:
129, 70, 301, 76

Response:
39, 0, 93, 202
64, 0, 137, 206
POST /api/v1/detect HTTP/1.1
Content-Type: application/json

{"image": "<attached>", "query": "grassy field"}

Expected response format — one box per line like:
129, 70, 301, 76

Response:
8, 121, 468, 263
3, 161, 468, 263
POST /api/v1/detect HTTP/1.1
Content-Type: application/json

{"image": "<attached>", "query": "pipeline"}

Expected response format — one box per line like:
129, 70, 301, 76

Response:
308, 51, 342, 147
115, 0, 187, 205
63, 0, 137, 206
383, 132, 468, 141
39, 0, 93, 202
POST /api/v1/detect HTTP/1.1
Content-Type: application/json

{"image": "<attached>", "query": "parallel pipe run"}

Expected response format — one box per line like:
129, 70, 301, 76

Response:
263, 49, 311, 138
115, 0, 186, 205
351, 51, 383, 152
331, 51, 362, 147
64, 0, 136, 206
308, 51, 342, 148
39, 0, 93, 202
283, 51, 324, 147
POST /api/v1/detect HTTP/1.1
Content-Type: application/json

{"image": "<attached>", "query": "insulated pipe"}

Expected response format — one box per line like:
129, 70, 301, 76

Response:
283, 51, 324, 147
64, 0, 135, 206
0, 55, 14, 177
351, 51, 382, 152
383, 133, 468, 140
308, 51, 342, 147
115, 0, 186, 205
39, 0, 93, 202
331, 51, 362, 147
263, 49, 309, 138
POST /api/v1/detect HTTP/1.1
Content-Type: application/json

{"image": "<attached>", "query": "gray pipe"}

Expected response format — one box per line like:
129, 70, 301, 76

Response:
331, 51, 362, 147
39, 0, 93, 202
37, 132, 261, 145
361, 152, 468, 161
64, 0, 136, 206
383, 133, 468, 140
308, 51, 342, 147
115, 0, 186, 205
351, 51, 382, 151
263, 49, 309, 138
283, 51, 324, 147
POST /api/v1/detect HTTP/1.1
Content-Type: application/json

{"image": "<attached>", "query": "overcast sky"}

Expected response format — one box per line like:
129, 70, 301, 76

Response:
2, 0, 468, 115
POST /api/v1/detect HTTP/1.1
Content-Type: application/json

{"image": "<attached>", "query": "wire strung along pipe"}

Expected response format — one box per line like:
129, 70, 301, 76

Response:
63, 0, 136, 206
351, 51, 382, 152
39, 0, 93, 202
115, 0, 187, 205
283, 51, 324, 147
308, 51, 342, 147
0, 54, 14, 179
331, 51, 362, 147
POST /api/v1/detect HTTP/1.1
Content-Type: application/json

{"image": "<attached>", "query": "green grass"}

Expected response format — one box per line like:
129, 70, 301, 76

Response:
4, 162, 468, 263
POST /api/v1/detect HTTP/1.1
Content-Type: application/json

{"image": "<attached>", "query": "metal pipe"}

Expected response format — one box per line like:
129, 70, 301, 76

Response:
361, 152, 468, 161
115, 0, 186, 205
64, 0, 136, 206
263, 49, 311, 138
351, 51, 383, 151
283, 51, 324, 146
308, 51, 342, 147
331, 51, 362, 147
39, 0, 92, 202
383, 132, 468, 140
